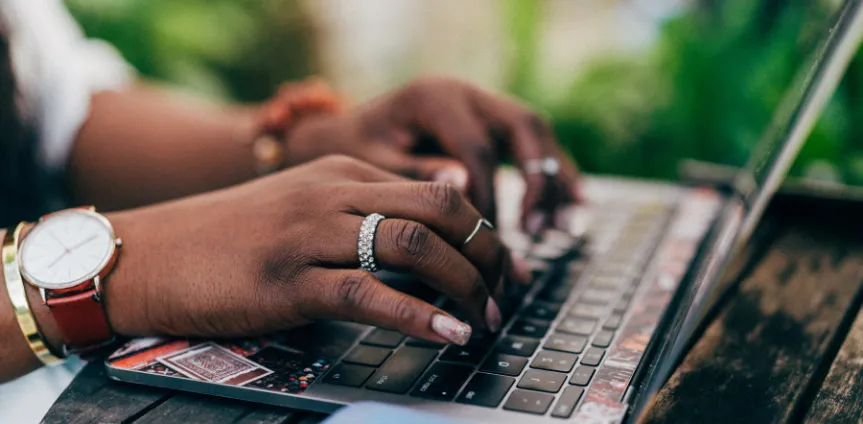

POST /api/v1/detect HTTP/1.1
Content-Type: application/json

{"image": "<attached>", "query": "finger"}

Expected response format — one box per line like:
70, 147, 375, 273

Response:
358, 145, 470, 193
307, 269, 472, 345
308, 155, 408, 184
417, 102, 499, 223
325, 215, 501, 332
349, 181, 530, 290
469, 89, 583, 232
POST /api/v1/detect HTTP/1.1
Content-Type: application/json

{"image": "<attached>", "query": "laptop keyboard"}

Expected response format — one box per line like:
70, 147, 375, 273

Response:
322, 200, 674, 418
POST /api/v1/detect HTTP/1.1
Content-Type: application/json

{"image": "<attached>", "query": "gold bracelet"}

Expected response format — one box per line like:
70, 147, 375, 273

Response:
3, 223, 63, 365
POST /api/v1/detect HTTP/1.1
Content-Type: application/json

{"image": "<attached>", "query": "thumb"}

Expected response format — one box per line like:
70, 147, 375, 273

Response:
414, 157, 469, 193
366, 146, 470, 192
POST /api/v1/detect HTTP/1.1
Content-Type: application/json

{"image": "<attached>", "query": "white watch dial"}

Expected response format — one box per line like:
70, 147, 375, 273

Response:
19, 210, 116, 290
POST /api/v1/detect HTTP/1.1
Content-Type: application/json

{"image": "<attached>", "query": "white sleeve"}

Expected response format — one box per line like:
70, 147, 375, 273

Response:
2, 0, 134, 170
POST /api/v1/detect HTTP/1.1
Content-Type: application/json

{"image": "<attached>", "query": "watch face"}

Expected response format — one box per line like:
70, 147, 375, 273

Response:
19, 210, 117, 290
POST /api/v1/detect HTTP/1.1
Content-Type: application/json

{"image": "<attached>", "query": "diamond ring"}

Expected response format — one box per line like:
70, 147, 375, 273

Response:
358, 213, 386, 272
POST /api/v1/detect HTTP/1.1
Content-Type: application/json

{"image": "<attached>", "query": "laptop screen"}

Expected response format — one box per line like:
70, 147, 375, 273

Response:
736, 0, 863, 239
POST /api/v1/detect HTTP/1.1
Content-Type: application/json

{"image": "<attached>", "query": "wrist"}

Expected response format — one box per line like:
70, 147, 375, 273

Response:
98, 211, 158, 337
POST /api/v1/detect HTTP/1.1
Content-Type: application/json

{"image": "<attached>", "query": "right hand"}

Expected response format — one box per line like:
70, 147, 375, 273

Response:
103, 155, 531, 346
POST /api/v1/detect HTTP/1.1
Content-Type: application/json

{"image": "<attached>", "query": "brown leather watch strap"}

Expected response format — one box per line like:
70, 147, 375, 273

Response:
46, 288, 113, 353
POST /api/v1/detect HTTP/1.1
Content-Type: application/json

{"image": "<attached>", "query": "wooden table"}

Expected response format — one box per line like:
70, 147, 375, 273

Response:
43, 193, 863, 423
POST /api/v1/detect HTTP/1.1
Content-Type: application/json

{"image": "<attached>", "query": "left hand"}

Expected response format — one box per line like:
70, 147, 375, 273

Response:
277, 76, 583, 235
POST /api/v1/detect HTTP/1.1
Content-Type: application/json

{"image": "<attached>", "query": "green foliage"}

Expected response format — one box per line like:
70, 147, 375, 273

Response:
65, 0, 316, 102
511, 1, 862, 182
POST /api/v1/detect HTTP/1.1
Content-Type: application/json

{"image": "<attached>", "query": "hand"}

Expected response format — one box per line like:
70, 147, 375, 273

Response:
104, 156, 532, 346
281, 76, 583, 235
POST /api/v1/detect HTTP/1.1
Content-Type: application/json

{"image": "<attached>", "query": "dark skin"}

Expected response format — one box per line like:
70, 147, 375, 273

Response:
1, 76, 578, 382
1, 156, 530, 381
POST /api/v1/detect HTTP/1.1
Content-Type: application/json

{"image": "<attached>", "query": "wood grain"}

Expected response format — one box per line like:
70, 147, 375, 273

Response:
640, 203, 863, 423
41, 361, 171, 424
803, 307, 863, 424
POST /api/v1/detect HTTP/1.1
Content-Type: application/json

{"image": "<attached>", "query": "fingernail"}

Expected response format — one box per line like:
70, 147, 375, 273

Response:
484, 299, 503, 333
431, 314, 472, 345
510, 251, 533, 284
434, 167, 468, 191
526, 211, 545, 237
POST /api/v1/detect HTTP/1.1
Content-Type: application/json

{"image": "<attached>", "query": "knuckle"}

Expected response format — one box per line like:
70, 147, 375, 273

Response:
334, 274, 377, 313
392, 220, 432, 259
422, 182, 463, 217
391, 296, 419, 329
524, 111, 551, 136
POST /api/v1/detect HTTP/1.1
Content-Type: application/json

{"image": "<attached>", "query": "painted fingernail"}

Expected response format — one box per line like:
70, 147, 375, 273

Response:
484, 298, 503, 333
526, 211, 546, 237
434, 167, 469, 191
511, 251, 533, 285
431, 314, 472, 345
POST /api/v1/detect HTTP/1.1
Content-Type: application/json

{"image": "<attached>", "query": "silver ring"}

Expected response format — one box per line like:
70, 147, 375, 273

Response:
523, 157, 560, 176
463, 218, 494, 246
358, 213, 386, 272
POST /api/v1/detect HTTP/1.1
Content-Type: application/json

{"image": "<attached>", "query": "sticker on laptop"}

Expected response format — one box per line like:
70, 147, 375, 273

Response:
157, 343, 273, 386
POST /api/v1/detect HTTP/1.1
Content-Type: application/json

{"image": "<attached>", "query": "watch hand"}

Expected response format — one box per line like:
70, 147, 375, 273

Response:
48, 231, 70, 250
45, 252, 68, 269
68, 235, 98, 252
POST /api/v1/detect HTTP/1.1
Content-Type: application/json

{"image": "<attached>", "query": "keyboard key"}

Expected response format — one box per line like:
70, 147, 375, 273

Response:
612, 298, 631, 314
570, 366, 595, 386
590, 276, 624, 290
498, 296, 522, 322
581, 347, 605, 366
342, 345, 391, 367
466, 331, 496, 347
456, 373, 515, 407
366, 347, 437, 394
323, 363, 375, 387
579, 288, 618, 304
536, 285, 571, 303
530, 350, 577, 373
508, 320, 549, 339
503, 390, 554, 415
440, 345, 487, 365
544, 334, 587, 354
592, 330, 614, 348
517, 369, 566, 393
556, 317, 596, 336
411, 362, 473, 401
480, 353, 527, 376
569, 303, 606, 319
362, 329, 406, 348
552, 386, 585, 418
523, 302, 561, 321
603, 314, 623, 330
405, 338, 445, 349
495, 336, 539, 357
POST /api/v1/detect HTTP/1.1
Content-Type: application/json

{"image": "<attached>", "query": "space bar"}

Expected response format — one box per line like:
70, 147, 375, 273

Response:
365, 346, 437, 394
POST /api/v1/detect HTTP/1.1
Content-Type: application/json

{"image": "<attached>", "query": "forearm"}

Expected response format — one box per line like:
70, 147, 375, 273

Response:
68, 86, 260, 211
0, 226, 64, 382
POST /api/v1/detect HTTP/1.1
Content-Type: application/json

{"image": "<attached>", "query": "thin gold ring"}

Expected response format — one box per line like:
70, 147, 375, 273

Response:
463, 219, 494, 246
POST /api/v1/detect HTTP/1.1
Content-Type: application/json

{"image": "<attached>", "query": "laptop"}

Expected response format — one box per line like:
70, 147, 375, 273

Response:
104, 1, 863, 422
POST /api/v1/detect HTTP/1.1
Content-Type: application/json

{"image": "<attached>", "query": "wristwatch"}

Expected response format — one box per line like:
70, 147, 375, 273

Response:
18, 207, 121, 355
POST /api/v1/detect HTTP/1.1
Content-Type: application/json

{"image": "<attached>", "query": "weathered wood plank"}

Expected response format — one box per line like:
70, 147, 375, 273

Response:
803, 306, 863, 424
233, 406, 298, 424
640, 216, 863, 423
41, 361, 171, 424
133, 393, 254, 424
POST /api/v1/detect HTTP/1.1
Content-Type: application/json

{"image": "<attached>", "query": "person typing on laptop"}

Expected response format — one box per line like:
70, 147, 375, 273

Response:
0, 1, 579, 383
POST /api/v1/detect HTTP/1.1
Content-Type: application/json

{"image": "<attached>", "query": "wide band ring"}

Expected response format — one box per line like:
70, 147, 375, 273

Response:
463, 218, 494, 246
523, 157, 560, 176
358, 213, 386, 272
